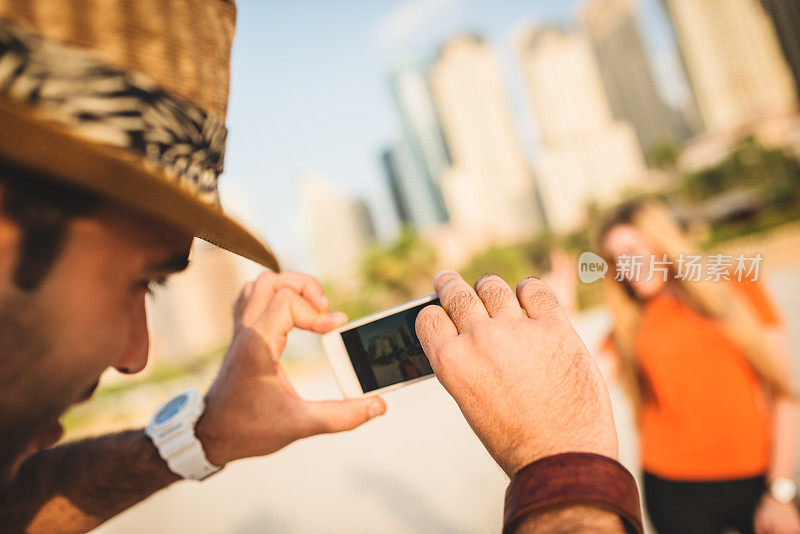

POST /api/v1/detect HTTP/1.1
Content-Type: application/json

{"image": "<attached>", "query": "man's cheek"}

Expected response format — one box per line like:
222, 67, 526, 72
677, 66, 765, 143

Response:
59, 315, 129, 392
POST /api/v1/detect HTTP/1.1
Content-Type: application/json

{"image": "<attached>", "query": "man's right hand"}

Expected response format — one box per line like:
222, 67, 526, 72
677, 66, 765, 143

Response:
415, 271, 618, 476
196, 271, 386, 467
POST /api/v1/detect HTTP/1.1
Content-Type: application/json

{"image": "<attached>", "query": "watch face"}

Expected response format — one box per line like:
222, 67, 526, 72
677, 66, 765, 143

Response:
155, 394, 189, 424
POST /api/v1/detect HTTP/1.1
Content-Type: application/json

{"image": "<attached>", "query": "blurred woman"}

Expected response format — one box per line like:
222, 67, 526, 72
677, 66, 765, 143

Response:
586, 200, 798, 533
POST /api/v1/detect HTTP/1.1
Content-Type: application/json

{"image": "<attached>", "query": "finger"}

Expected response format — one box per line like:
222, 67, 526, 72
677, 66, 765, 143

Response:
550, 249, 569, 268
300, 396, 386, 436
434, 271, 489, 333
234, 281, 255, 322
242, 281, 255, 300
415, 304, 457, 371
256, 288, 347, 356
261, 289, 346, 333
244, 272, 329, 324
474, 273, 523, 319
555, 252, 578, 281
516, 277, 563, 319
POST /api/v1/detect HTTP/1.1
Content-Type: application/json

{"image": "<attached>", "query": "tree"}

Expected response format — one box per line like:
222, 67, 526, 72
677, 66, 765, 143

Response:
361, 228, 438, 301
650, 138, 681, 171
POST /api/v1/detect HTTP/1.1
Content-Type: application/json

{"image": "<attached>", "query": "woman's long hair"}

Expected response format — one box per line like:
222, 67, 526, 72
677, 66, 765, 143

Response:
597, 200, 793, 419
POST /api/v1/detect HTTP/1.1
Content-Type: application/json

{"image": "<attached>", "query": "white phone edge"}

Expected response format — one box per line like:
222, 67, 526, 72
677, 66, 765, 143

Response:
321, 293, 439, 398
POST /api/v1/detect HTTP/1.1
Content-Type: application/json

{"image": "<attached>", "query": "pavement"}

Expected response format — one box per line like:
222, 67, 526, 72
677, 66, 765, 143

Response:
92, 263, 800, 534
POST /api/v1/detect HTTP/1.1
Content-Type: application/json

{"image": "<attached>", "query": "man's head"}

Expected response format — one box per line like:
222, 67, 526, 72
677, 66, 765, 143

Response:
0, 0, 281, 491
0, 165, 192, 486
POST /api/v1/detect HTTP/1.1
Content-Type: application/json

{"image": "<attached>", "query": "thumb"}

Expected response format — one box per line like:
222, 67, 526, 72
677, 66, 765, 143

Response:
300, 396, 386, 436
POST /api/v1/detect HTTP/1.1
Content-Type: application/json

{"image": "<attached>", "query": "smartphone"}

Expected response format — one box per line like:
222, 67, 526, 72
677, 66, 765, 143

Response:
322, 293, 439, 397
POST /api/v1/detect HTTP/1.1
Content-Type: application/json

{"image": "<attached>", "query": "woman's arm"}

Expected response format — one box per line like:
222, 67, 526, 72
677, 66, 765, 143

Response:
766, 327, 798, 482
595, 340, 619, 385
754, 325, 800, 534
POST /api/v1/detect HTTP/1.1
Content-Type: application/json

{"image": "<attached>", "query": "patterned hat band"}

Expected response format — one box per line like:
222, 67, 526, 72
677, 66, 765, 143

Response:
0, 19, 226, 206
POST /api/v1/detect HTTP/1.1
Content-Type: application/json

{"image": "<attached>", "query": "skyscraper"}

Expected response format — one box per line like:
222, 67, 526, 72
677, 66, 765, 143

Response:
381, 144, 412, 226
299, 176, 376, 284
387, 64, 450, 230
517, 26, 646, 231
662, 0, 797, 132
581, 0, 681, 159
760, 0, 800, 99
428, 35, 543, 243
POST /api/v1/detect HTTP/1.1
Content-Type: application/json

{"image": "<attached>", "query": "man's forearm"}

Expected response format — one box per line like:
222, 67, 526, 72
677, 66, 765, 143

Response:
0, 429, 179, 534
515, 506, 625, 534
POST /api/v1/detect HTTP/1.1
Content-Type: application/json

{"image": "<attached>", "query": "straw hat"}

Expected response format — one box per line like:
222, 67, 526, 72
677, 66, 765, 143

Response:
0, 0, 279, 271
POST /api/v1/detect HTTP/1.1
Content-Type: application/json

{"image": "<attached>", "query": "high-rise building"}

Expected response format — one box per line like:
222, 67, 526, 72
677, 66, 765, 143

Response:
581, 0, 681, 159
517, 26, 646, 231
662, 0, 797, 133
299, 176, 376, 284
388, 64, 450, 229
381, 144, 412, 226
428, 35, 543, 243
351, 198, 377, 242
760, 0, 800, 99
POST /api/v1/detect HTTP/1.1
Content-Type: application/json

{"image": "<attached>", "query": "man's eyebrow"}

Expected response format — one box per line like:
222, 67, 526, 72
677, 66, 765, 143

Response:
148, 254, 191, 274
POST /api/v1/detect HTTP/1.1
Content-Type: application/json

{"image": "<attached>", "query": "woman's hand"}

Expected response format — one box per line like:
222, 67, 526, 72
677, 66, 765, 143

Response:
541, 249, 578, 317
754, 495, 800, 534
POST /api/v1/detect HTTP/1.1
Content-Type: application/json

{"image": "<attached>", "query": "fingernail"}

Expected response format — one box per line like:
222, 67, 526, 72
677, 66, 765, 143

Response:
368, 402, 384, 418
434, 270, 457, 283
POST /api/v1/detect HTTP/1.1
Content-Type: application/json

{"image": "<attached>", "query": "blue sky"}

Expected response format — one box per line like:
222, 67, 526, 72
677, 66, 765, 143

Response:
220, 0, 688, 272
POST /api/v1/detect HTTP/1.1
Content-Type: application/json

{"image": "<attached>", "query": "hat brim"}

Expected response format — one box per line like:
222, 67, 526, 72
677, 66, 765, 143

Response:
0, 100, 279, 272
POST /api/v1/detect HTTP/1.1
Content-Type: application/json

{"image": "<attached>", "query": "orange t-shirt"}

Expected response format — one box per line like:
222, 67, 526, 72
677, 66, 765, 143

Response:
624, 278, 780, 480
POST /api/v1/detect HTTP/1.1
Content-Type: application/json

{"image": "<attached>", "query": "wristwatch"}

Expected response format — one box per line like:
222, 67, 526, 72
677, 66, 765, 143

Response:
145, 389, 221, 481
768, 477, 798, 504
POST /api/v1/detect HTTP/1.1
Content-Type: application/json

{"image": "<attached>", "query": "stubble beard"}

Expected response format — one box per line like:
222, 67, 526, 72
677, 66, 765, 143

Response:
0, 289, 61, 489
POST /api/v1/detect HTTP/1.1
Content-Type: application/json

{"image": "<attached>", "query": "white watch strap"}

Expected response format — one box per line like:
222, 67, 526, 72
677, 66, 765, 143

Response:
163, 433, 220, 481
146, 389, 221, 481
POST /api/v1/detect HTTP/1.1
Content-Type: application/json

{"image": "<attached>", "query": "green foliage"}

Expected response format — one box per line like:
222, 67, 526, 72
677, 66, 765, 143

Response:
561, 227, 591, 255
675, 136, 800, 245
682, 136, 800, 201
458, 232, 556, 286
459, 244, 538, 288
650, 138, 681, 170
704, 202, 800, 246
323, 282, 387, 321
362, 228, 438, 300
325, 229, 440, 321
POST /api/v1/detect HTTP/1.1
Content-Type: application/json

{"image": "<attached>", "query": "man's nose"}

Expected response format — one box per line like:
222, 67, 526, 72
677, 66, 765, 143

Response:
114, 297, 150, 375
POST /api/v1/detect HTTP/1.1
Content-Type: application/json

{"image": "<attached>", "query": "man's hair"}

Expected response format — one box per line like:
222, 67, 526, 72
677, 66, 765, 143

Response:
0, 161, 100, 290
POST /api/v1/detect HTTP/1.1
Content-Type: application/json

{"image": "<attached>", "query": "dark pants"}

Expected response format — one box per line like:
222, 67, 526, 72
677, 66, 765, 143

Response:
643, 472, 765, 534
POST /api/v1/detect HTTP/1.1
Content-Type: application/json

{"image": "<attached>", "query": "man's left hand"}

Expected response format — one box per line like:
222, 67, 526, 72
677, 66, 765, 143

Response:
195, 272, 386, 466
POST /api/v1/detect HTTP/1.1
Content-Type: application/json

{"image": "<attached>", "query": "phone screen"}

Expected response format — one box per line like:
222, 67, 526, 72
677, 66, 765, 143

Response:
339, 298, 439, 393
